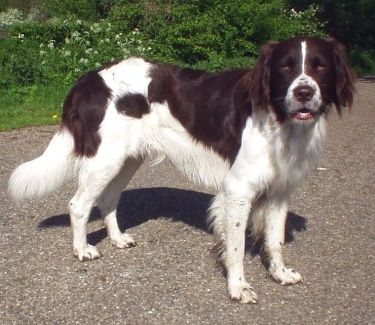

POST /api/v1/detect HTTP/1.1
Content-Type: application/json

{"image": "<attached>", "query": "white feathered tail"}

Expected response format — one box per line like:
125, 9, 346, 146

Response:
8, 128, 77, 201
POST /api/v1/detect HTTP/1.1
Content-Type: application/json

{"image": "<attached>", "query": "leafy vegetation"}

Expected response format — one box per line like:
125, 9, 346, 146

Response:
288, 0, 375, 76
0, 0, 373, 130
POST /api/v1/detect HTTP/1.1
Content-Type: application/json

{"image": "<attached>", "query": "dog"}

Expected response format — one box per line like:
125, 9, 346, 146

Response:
9, 36, 356, 304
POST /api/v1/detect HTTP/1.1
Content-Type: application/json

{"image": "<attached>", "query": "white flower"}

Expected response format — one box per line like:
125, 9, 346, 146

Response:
71, 31, 80, 41
39, 50, 46, 56
0, 8, 23, 28
79, 58, 89, 64
90, 23, 101, 33
289, 8, 302, 19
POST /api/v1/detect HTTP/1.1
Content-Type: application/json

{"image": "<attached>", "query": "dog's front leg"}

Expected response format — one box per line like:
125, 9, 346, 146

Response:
262, 198, 302, 285
223, 193, 258, 304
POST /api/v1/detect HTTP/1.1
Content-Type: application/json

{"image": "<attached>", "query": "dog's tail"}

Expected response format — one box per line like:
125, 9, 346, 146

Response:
8, 128, 77, 201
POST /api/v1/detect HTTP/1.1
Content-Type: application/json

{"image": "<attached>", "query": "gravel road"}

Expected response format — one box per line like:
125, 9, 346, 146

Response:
0, 81, 374, 324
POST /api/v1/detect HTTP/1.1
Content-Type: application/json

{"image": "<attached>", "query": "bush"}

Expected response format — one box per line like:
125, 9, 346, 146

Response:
348, 48, 375, 76
0, 0, 329, 90
3, 0, 374, 83
4, 19, 152, 88
40, 0, 109, 21
107, 0, 326, 66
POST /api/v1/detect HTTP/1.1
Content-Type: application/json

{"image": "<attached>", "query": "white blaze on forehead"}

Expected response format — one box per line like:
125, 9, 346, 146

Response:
301, 41, 307, 74
285, 39, 322, 113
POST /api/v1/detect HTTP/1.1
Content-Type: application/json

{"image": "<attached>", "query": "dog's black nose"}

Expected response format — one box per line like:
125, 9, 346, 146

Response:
293, 85, 314, 102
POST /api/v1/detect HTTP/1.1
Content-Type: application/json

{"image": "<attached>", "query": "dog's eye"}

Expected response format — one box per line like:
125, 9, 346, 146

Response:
312, 58, 328, 72
315, 64, 327, 72
280, 57, 296, 73
280, 65, 292, 73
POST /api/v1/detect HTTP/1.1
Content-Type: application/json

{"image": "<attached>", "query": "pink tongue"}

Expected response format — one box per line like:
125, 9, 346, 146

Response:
295, 111, 313, 120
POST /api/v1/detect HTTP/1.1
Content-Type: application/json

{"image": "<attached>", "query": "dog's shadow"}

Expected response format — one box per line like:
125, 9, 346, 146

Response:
39, 187, 306, 252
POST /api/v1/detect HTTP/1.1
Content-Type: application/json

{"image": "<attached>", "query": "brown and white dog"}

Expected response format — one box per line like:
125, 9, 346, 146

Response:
9, 36, 356, 303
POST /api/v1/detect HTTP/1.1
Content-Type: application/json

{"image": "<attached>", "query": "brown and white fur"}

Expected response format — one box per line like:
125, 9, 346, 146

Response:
9, 36, 356, 303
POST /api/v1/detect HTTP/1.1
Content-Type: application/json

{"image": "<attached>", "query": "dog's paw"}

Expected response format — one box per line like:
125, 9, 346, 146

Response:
269, 266, 302, 285
74, 244, 101, 261
228, 281, 258, 304
110, 233, 137, 249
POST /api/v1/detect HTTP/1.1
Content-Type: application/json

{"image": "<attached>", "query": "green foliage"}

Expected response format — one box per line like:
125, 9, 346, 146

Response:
107, 0, 326, 66
0, 0, 6, 11
1, 0, 328, 94
40, 0, 110, 21
5, 19, 151, 88
348, 48, 375, 76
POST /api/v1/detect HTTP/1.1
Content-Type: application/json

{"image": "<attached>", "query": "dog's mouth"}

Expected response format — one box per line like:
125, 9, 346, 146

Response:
292, 108, 315, 121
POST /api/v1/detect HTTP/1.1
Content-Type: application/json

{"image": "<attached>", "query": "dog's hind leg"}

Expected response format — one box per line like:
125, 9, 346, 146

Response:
97, 157, 144, 249
69, 153, 131, 261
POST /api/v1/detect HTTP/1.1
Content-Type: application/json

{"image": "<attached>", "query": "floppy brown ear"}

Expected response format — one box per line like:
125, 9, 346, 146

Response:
326, 37, 357, 114
248, 40, 279, 110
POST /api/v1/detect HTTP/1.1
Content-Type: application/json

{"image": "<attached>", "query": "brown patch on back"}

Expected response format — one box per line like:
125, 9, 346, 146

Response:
148, 63, 252, 163
116, 93, 150, 118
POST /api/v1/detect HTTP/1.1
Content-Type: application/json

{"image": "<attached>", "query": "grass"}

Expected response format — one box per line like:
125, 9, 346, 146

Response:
0, 83, 69, 131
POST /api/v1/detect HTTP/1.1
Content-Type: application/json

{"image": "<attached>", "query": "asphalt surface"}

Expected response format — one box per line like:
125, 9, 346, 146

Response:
0, 81, 374, 324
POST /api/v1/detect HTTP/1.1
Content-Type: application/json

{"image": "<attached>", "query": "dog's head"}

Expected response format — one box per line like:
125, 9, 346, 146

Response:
247, 36, 356, 123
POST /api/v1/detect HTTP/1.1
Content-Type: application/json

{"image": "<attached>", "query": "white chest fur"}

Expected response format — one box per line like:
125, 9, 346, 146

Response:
224, 114, 326, 199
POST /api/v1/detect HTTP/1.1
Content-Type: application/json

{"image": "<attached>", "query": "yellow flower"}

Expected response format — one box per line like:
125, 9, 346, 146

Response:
52, 114, 58, 119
